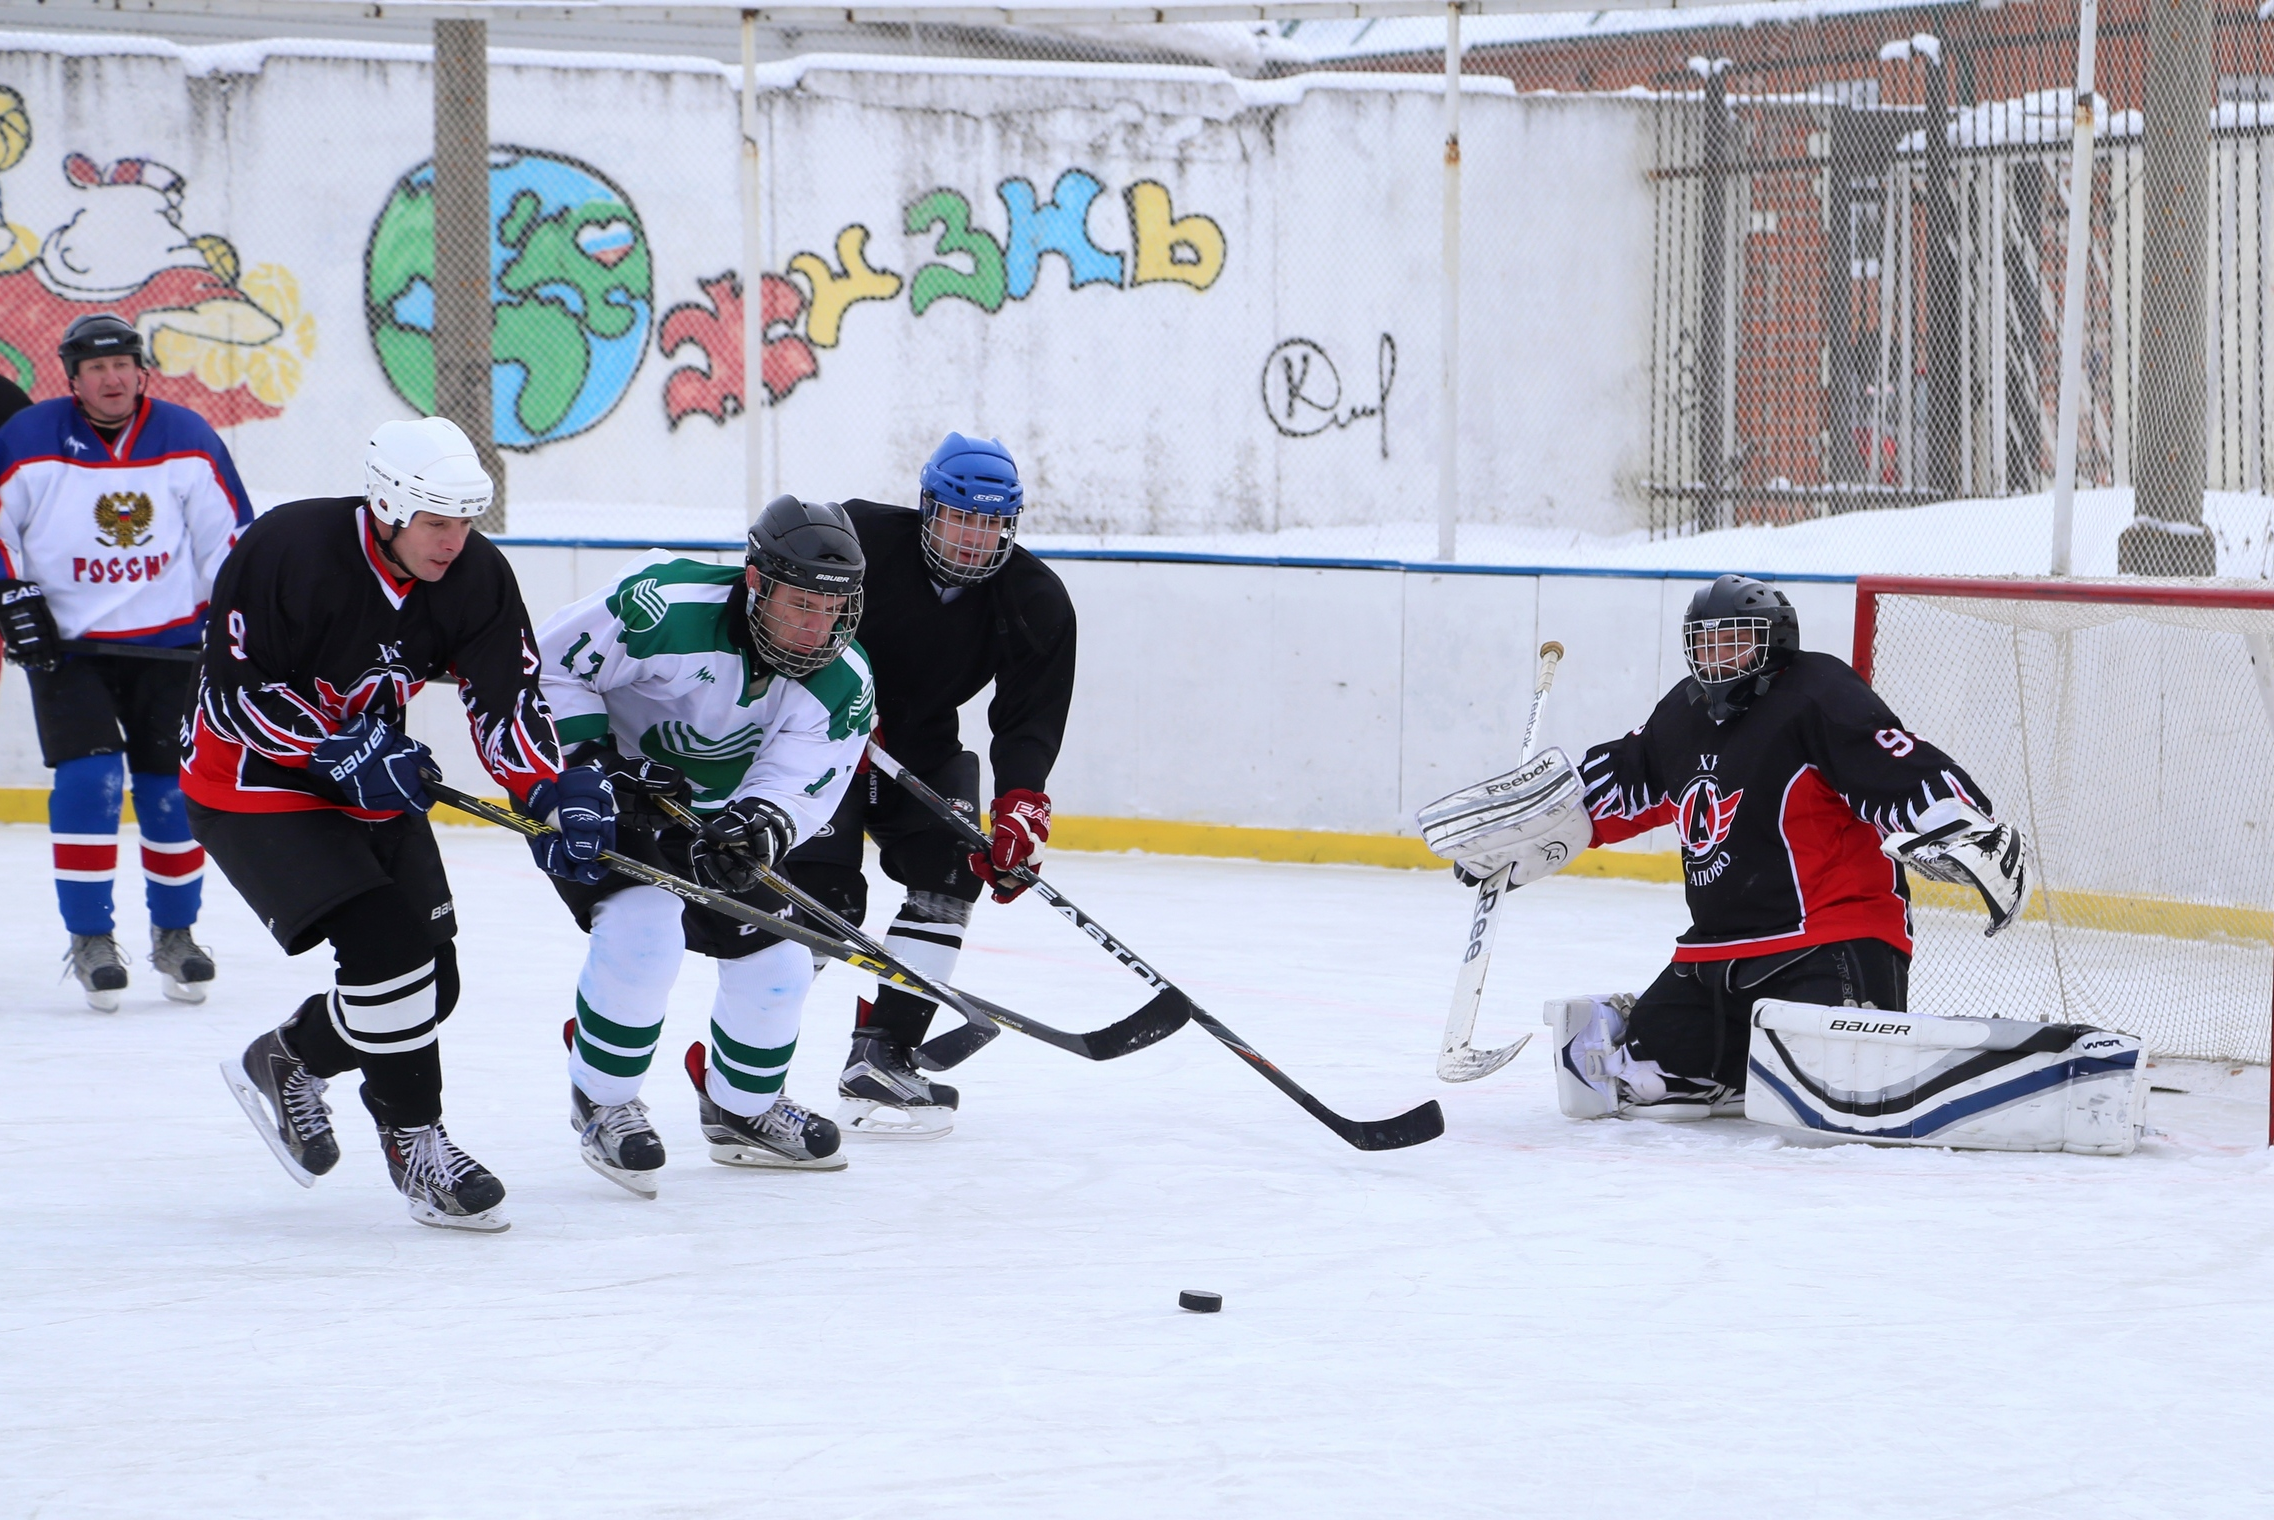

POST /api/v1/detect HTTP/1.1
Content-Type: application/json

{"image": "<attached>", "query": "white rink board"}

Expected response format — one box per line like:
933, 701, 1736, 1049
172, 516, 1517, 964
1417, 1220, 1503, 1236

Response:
1, 824, 2267, 1518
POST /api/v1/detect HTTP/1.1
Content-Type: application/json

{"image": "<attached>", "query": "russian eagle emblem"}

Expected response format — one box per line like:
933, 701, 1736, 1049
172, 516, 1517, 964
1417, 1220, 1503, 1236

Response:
93, 491, 155, 549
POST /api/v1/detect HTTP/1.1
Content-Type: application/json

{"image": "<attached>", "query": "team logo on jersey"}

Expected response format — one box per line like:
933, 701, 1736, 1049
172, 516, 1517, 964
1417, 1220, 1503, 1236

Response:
93, 491, 154, 549
619, 577, 669, 633
1675, 776, 1744, 862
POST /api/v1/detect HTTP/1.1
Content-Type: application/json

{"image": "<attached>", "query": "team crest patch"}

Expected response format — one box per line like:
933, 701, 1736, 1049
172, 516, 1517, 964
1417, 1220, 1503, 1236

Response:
93, 491, 154, 549
619, 577, 669, 633
1676, 776, 1744, 861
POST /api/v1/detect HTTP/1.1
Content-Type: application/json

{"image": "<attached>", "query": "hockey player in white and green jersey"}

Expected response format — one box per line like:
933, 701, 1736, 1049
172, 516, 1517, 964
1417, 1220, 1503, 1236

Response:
534, 497, 874, 1195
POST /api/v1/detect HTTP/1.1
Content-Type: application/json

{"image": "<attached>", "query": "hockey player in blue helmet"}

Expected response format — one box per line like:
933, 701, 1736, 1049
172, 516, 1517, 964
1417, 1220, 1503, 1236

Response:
781, 432, 1077, 1139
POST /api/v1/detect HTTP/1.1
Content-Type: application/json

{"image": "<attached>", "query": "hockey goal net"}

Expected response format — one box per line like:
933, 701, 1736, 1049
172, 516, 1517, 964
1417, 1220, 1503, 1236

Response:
1855, 576, 2274, 1077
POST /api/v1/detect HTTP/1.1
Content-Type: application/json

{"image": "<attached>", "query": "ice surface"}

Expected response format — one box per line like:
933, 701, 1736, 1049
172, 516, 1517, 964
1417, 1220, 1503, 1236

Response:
3, 823, 2269, 1518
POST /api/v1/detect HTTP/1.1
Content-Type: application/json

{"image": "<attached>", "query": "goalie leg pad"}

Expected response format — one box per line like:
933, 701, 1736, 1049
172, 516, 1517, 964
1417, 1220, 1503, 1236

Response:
1742, 999, 2146, 1156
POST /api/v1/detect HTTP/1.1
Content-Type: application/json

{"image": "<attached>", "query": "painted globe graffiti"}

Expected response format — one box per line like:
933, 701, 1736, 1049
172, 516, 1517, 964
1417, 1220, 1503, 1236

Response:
365, 147, 651, 449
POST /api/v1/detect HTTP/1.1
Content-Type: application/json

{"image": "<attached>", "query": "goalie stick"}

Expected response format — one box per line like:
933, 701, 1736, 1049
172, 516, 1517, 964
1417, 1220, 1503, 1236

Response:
424, 776, 1027, 1070
869, 742, 1444, 1151
646, 792, 1185, 1064
1437, 640, 1564, 1083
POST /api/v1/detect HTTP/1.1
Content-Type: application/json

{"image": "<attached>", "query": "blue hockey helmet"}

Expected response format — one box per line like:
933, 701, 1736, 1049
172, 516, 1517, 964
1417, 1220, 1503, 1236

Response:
917, 432, 1022, 587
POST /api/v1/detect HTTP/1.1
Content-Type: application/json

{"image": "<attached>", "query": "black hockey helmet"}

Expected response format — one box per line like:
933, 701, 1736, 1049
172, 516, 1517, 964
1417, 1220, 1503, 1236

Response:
58, 312, 145, 378
745, 495, 865, 678
1681, 574, 1799, 723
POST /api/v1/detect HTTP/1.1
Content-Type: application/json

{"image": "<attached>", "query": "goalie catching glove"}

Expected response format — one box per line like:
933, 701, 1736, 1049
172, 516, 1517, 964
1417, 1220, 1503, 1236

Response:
1881, 797, 2030, 936
1416, 749, 1594, 887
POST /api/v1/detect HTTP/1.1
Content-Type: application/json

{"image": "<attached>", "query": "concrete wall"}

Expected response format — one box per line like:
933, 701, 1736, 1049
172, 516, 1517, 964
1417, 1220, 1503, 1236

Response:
0, 547, 1856, 847
0, 37, 1658, 538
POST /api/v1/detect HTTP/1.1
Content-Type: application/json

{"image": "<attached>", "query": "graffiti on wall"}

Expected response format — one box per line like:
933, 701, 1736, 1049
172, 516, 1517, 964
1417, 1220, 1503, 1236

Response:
364, 146, 652, 451
0, 86, 317, 424
1261, 335, 1397, 460
661, 170, 1223, 424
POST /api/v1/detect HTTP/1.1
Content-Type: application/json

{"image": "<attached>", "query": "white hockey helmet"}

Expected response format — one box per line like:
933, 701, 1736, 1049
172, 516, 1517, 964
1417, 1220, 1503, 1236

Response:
365, 417, 493, 527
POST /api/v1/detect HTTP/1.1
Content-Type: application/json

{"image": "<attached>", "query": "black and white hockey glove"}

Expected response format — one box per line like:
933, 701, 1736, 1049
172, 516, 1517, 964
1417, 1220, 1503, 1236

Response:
690, 797, 794, 894
1882, 798, 2031, 937
0, 579, 61, 672
567, 740, 689, 825
522, 764, 617, 885
313, 717, 434, 815
1417, 749, 1594, 888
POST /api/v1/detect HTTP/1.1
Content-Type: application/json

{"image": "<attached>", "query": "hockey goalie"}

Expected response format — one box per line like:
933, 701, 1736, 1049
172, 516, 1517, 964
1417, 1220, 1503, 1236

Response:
1420, 575, 2143, 1156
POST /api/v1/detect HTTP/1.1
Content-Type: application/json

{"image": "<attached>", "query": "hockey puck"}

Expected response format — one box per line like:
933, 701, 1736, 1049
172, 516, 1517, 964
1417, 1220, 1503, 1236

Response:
1178, 1290, 1222, 1314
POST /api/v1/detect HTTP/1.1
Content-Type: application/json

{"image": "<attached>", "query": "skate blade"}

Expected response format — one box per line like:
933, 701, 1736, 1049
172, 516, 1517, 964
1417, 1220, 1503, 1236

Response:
580, 1146, 660, 1198
219, 1061, 317, 1189
707, 1140, 848, 1171
1626, 1101, 1719, 1124
406, 1199, 511, 1232
837, 1097, 955, 1140
162, 977, 208, 1005
84, 986, 122, 1014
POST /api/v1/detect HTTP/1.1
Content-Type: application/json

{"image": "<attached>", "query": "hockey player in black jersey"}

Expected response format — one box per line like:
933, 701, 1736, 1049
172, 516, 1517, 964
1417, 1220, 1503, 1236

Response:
202, 418, 614, 1231
1423, 575, 2026, 1120
781, 433, 1077, 1138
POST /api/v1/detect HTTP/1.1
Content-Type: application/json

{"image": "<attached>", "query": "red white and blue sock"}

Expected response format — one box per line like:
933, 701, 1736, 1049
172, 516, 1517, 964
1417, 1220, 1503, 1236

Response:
131, 772, 204, 930
50, 755, 124, 936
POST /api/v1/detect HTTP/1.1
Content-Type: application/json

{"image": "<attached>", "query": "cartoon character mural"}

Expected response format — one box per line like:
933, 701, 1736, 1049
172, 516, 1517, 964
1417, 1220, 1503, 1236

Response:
0, 86, 316, 423
660, 170, 1223, 424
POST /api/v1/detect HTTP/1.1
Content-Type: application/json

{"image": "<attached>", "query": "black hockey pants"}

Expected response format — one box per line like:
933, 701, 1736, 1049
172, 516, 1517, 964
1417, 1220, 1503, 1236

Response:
1624, 937, 1909, 1092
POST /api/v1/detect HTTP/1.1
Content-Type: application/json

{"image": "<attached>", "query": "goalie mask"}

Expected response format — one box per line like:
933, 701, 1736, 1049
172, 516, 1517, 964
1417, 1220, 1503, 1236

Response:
1681, 574, 1799, 723
745, 495, 865, 679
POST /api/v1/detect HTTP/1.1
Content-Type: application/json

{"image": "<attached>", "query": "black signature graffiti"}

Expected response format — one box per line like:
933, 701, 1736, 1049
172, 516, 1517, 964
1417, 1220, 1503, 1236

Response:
1259, 334, 1397, 459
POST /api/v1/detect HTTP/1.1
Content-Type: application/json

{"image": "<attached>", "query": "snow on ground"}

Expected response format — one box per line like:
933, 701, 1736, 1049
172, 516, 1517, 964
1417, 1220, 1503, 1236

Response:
4, 822, 2270, 1518
496, 488, 2274, 582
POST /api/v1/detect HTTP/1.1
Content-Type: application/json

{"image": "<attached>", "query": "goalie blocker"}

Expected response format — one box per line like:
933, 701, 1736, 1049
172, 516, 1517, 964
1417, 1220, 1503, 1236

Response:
1743, 999, 2145, 1156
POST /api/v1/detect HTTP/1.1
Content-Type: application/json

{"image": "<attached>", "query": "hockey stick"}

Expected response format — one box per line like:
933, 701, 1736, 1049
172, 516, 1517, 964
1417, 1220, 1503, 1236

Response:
647, 791, 1180, 1065
1437, 640, 1564, 1083
58, 639, 203, 662
423, 776, 1008, 1070
869, 742, 1443, 1151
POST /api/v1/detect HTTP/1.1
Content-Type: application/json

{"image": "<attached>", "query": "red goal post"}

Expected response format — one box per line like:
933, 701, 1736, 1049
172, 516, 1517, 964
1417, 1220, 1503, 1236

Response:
1854, 575, 2274, 1145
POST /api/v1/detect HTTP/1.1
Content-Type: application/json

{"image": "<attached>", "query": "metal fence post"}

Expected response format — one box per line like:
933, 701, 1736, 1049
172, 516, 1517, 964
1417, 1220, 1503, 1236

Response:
433, 19, 503, 532
1697, 63, 1730, 532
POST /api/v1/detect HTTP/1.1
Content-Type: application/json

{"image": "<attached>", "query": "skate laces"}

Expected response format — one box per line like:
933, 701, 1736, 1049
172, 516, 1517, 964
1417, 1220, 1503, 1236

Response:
397, 1124, 479, 1189
587, 1096, 654, 1143
61, 934, 125, 981
281, 1069, 334, 1138
758, 1098, 813, 1143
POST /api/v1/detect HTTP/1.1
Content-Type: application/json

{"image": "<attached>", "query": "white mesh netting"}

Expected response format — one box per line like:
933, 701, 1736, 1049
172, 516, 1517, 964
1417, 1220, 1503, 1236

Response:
1867, 580, 2274, 1063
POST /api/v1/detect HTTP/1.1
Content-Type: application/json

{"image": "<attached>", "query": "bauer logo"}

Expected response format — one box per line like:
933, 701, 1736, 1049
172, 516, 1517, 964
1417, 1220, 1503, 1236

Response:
1829, 1018, 1910, 1036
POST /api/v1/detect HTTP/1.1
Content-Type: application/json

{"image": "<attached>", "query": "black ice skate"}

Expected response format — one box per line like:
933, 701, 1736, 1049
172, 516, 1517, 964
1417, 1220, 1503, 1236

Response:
220, 1021, 341, 1187
377, 1119, 509, 1232
683, 1042, 846, 1170
64, 932, 129, 1013
837, 1024, 960, 1140
151, 925, 216, 1004
571, 1084, 666, 1198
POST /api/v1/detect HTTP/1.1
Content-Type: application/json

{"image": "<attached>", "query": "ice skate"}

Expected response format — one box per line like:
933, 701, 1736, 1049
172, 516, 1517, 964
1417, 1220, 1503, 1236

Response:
377, 1119, 509, 1231
685, 1043, 846, 1170
837, 1028, 959, 1140
220, 1019, 341, 1187
151, 925, 216, 1004
571, 1084, 665, 1198
64, 932, 128, 1013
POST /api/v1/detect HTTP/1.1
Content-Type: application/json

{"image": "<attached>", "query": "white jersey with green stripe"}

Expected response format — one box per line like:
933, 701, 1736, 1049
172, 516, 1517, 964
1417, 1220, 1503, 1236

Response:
534, 552, 872, 841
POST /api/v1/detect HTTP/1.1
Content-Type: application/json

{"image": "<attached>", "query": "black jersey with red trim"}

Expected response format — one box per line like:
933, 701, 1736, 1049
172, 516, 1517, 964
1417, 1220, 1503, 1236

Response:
181, 496, 561, 816
1580, 650, 1990, 961
839, 500, 1075, 796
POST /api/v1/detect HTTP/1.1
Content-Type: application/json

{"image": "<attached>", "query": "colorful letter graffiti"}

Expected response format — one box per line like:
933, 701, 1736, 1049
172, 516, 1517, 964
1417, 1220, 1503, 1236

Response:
0, 85, 316, 425
364, 146, 652, 450
659, 167, 1224, 421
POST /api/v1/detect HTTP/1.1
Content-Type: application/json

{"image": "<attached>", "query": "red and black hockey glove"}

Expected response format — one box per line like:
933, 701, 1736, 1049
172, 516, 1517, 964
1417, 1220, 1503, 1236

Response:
0, 580, 61, 672
970, 789, 1050, 903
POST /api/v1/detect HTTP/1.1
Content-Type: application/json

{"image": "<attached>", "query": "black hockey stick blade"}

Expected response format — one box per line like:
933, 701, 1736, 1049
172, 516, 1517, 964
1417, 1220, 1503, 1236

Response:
1184, 1004, 1446, 1151
917, 984, 1192, 1070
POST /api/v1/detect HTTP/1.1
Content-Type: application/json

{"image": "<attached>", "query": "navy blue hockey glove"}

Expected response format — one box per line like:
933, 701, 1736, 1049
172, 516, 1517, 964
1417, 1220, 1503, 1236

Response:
0, 580, 61, 672
689, 797, 794, 894
313, 716, 434, 814
523, 765, 617, 885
